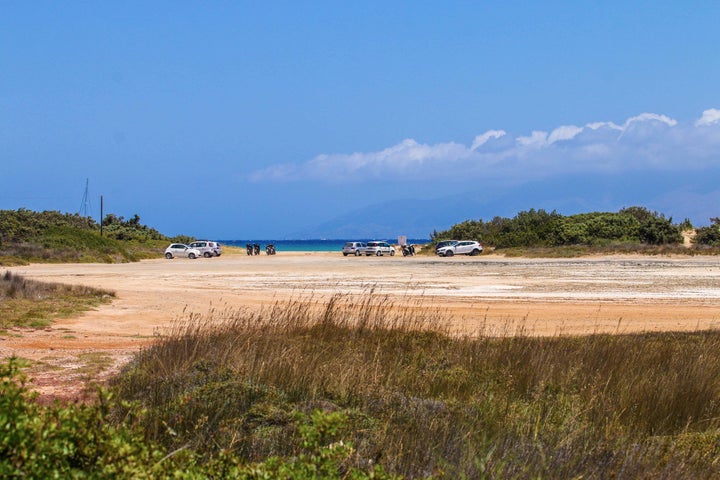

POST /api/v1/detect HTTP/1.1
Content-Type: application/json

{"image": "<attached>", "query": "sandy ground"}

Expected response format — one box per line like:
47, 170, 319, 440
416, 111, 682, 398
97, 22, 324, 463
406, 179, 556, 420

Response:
3, 251, 720, 399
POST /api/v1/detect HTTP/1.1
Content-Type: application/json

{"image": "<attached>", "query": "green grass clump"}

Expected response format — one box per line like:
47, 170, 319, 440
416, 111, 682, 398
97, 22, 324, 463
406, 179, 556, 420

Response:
111, 294, 720, 478
0, 271, 114, 330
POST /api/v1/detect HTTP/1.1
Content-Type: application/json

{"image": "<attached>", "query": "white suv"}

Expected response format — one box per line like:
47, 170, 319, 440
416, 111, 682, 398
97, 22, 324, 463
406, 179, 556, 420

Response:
436, 241, 483, 257
188, 241, 222, 258
364, 241, 395, 256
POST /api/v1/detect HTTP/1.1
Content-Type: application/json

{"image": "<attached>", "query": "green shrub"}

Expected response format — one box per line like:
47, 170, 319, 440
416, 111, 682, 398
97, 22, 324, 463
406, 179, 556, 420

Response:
431, 206, 685, 250
695, 217, 720, 246
0, 357, 397, 479
0, 209, 172, 264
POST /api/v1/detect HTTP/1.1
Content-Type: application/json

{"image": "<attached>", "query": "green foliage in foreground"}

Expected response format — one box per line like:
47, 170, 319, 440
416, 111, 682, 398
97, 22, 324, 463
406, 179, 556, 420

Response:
431, 206, 686, 250
111, 295, 720, 478
0, 358, 397, 479
0, 209, 183, 264
0, 271, 114, 330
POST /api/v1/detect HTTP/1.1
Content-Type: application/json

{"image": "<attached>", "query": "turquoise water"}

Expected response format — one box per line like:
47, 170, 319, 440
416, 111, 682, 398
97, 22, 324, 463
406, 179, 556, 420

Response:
221, 239, 429, 252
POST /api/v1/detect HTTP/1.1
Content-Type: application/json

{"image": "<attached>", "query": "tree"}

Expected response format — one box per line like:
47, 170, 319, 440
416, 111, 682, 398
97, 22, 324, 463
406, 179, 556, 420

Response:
694, 218, 720, 246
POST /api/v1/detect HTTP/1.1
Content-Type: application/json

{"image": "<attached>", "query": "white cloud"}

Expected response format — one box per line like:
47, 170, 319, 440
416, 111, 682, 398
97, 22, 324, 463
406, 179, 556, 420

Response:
548, 125, 583, 144
696, 108, 720, 126
248, 109, 720, 184
516, 131, 548, 148
471, 130, 506, 150
586, 121, 623, 131
623, 112, 677, 129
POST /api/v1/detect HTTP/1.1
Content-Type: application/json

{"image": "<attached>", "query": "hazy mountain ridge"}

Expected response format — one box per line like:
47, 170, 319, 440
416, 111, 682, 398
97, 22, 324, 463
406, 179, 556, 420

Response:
292, 171, 718, 239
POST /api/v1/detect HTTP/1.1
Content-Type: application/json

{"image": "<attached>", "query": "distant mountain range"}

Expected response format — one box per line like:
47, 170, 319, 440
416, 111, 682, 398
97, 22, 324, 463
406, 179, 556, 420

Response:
291, 171, 709, 239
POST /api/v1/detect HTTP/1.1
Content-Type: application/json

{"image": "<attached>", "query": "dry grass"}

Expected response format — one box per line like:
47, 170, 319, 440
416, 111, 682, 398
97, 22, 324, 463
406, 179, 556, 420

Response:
113, 292, 720, 478
0, 271, 115, 330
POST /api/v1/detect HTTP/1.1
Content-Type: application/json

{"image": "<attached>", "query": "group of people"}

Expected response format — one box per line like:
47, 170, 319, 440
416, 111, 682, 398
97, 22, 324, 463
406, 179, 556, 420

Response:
246, 243, 276, 255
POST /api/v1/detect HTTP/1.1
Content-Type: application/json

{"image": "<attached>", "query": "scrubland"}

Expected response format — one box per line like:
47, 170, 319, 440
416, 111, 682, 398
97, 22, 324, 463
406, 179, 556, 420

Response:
105, 294, 720, 478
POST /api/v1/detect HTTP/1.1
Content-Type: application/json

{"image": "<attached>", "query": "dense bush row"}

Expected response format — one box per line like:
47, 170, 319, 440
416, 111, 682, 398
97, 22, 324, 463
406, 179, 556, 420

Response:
0, 209, 168, 244
0, 209, 185, 264
101, 213, 168, 242
431, 206, 691, 248
0, 209, 96, 244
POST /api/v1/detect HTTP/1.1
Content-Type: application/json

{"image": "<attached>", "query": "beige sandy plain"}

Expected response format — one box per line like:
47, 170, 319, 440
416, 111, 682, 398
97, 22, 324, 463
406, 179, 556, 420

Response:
3, 250, 720, 398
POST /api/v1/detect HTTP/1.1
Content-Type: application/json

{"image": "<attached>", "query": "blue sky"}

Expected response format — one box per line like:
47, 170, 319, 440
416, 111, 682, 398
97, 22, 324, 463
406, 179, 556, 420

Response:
2, 2, 719, 239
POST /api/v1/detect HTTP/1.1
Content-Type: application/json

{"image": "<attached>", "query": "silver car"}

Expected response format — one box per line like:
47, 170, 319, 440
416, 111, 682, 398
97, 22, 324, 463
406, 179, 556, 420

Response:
164, 244, 201, 259
342, 241, 366, 256
364, 241, 395, 256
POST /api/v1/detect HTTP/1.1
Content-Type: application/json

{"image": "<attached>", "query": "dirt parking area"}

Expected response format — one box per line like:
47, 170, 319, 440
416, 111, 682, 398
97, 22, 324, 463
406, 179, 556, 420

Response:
3, 252, 720, 399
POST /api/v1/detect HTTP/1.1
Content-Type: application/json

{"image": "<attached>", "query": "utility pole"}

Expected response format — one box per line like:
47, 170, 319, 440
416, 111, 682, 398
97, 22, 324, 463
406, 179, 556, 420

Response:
100, 195, 104, 237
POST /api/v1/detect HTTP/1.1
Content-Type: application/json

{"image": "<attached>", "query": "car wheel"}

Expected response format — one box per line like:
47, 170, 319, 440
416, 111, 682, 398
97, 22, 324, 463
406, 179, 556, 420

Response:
343, 253, 348, 256
390, 249, 395, 256
165, 253, 173, 259
188, 253, 196, 259
445, 250, 454, 257
204, 252, 212, 258
470, 249, 480, 256
355, 251, 361, 256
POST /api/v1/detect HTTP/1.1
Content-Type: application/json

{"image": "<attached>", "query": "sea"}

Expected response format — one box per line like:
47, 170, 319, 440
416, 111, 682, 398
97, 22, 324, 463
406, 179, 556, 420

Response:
220, 239, 430, 252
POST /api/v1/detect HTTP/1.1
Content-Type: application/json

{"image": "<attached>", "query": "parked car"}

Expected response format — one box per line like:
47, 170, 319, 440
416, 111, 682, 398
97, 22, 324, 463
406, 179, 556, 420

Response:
364, 241, 395, 256
434, 240, 458, 253
436, 240, 483, 257
164, 243, 201, 259
189, 240, 222, 258
342, 241, 366, 256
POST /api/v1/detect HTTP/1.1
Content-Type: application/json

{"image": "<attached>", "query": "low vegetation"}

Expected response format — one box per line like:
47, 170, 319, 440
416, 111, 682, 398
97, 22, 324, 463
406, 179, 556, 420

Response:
0, 271, 114, 330
695, 217, 720, 246
0, 209, 190, 265
430, 206, 720, 254
99, 294, 720, 478
5, 290, 720, 477
1, 356, 398, 478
